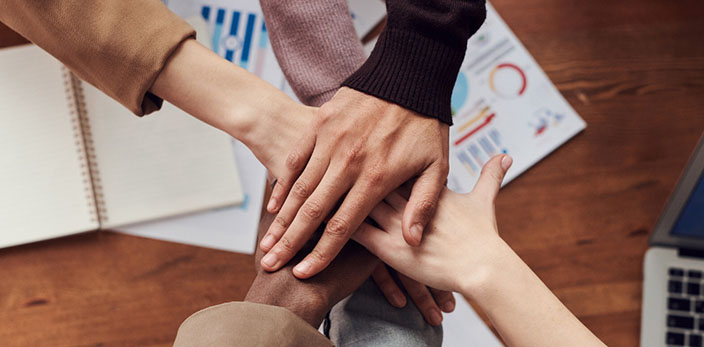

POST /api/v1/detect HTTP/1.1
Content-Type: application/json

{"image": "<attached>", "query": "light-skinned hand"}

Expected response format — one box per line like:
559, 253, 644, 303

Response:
353, 154, 512, 293
353, 155, 607, 347
259, 87, 449, 279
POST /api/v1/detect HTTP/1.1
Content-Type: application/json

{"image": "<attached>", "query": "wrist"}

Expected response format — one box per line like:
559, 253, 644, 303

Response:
229, 94, 297, 149
150, 39, 294, 144
458, 237, 517, 300
244, 270, 331, 328
342, 28, 466, 125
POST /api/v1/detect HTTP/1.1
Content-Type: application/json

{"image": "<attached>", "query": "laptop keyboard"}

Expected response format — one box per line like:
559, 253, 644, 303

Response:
667, 267, 704, 346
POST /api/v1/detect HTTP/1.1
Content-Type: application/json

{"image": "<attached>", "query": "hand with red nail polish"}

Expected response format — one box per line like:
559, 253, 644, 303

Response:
259, 87, 449, 279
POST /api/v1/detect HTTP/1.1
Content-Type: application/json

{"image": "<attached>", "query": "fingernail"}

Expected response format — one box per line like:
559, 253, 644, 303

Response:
261, 253, 278, 269
260, 234, 275, 251
501, 155, 513, 170
411, 224, 423, 244
442, 301, 455, 312
430, 308, 443, 326
392, 293, 406, 307
294, 260, 312, 277
266, 197, 277, 212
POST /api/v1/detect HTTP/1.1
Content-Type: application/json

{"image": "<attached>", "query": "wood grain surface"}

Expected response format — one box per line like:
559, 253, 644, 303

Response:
1, 0, 703, 345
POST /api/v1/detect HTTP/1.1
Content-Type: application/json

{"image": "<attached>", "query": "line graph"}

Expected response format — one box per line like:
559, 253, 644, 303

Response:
454, 113, 495, 146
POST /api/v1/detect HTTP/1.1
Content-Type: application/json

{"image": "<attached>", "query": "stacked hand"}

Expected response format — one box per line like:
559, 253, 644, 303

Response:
259, 87, 450, 279
157, 43, 456, 325
234, 87, 454, 326
147, 37, 461, 326
156, 38, 604, 347
353, 155, 514, 293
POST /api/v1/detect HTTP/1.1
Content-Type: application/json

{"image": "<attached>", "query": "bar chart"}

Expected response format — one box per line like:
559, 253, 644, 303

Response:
191, 2, 292, 94
200, 6, 259, 69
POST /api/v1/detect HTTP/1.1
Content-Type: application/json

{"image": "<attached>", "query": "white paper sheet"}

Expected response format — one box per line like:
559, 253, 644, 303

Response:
348, 0, 386, 38
447, 3, 586, 193
117, 140, 265, 254
443, 294, 504, 346
116, 2, 281, 254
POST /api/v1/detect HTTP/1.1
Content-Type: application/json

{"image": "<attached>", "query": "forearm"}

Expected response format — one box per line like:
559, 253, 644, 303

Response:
245, 272, 330, 327
150, 39, 304, 155
461, 240, 605, 347
259, 0, 365, 106
343, 0, 487, 124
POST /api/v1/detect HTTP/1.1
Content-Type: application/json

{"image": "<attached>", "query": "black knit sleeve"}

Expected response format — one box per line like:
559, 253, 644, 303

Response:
342, 0, 486, 125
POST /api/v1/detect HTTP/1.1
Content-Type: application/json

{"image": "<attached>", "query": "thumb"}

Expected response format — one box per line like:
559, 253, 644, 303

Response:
472, 155, 512, 201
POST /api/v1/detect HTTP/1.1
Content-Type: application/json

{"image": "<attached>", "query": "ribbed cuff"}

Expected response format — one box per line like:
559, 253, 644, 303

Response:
342, 28, 467, 125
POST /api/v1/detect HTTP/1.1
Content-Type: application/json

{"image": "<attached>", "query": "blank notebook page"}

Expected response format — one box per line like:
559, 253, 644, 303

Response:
80, 82, 243, 229
0, 45, 98, 247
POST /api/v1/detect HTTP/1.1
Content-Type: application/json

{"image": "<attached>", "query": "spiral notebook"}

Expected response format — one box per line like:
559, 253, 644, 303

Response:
0, 44, 243, 248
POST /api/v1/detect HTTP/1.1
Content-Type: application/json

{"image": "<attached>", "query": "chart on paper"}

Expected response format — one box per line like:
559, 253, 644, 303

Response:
165, 0, 293, 94
446, 3, 586, 193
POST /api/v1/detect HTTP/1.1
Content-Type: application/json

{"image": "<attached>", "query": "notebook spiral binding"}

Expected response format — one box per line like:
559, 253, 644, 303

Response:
62, 68, 108, 225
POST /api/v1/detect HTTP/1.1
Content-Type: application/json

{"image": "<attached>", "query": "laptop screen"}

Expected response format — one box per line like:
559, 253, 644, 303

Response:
671, 172, 704, 237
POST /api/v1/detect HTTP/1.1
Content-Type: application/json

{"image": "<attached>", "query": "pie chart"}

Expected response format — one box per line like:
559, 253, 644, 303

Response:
489, 63, 527, 98
451, 71, 469, 115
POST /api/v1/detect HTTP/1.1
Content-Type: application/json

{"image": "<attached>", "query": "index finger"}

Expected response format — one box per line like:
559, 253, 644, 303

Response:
293, 181, 386, 278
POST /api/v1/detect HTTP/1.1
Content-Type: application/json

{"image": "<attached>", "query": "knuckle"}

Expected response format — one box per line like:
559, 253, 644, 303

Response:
383, 284, 400, 296
273, 178, 287, 191
308, 248, 329, 265
301, 200, 323, 220
416, 199, 437, 218
406, 284, 428, 298
274, 216, 289, 229
480, 165, 500, 180
292, 180, 311, 199
364, 167, 386, 186
343, 143, 365, 165
317, 104, 338, 122
285, 151, 303, 171
486, 168, 502, 182
278, 236, 294, 253
325, 218, 351, 239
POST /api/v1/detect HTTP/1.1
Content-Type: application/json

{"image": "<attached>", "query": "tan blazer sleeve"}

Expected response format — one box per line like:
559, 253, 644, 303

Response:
0, 0, 195, 116
174, 302, 334, 347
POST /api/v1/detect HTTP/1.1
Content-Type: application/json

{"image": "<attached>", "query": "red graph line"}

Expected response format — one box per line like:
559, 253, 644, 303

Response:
454, 113, 495, 146
495, 63, 527, 96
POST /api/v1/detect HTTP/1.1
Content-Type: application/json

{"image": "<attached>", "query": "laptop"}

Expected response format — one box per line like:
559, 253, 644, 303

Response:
642, 135, 704, 347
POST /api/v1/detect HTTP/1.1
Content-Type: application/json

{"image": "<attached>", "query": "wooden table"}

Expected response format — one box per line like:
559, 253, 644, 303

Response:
1, 0, 703, 345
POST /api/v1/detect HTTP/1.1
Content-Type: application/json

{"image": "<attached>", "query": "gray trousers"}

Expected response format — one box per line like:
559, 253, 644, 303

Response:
326, 278, 443, 347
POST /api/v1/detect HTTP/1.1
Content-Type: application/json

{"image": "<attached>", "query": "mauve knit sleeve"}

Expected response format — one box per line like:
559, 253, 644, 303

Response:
343, 0, 487, 125
259, 0, 366, 107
